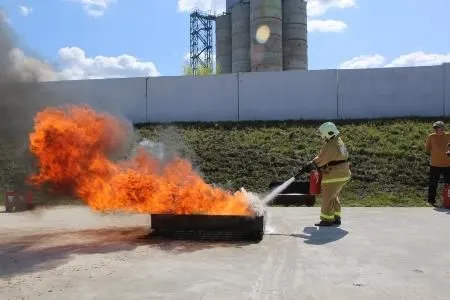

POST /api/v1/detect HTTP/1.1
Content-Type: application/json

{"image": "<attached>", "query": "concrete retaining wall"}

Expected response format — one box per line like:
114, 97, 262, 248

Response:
444, 63, 450, 116
39, 77, 148, 123
147, 74, 239, 122
337, 65, 444, 119
238, 70, 337, 120
34, 63, 450, 123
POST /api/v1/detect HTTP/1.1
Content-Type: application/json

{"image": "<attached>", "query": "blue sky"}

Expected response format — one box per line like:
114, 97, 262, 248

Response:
1, 0, 449, 80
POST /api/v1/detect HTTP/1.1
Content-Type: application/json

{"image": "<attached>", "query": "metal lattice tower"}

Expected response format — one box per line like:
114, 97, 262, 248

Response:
190, 9, 216, 75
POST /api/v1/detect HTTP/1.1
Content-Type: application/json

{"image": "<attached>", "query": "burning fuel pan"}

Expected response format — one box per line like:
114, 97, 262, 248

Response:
149, 213, 266, 242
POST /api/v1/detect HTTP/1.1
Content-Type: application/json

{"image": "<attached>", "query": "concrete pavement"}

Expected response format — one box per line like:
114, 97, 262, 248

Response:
0, 206, 449, 299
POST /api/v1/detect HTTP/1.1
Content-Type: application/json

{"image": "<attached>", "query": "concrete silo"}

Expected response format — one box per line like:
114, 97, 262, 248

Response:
231, 1, 251, 73
226, 0, 241, 12
214, 0, 309, 73
250, 0, 283, 72
282, 0, 308, 70
215, 14, 232, 73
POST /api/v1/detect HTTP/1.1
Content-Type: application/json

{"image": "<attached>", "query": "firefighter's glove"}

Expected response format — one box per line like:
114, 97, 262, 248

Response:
295, 161, 317, 179
304, 161, 318, 172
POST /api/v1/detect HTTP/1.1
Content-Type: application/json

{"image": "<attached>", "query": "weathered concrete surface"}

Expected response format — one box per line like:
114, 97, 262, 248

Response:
0, 206, 449, 300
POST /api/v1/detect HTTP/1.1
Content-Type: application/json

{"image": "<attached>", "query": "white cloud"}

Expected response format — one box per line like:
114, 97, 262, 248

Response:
339, 52, 450, 69
308, 19, 347, 32
177, 0, 225, 13
69, 0, 115, 17
306, 0, 355, 33
339, 54, 386, 69
6, 46, 160, 82
385, 52, 450, 68
56, 47, 160, 80
307, 0, 356, 17
19, 5, 33, 16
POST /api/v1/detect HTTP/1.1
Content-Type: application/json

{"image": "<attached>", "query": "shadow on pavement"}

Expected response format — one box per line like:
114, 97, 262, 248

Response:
434, 207, 450, 214
0, 226, 254, 278
267, 226, 349, 245
293, 226, 349, 245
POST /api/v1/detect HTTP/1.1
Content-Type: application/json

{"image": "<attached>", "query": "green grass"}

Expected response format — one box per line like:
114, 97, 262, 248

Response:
136, 117, 446, 207
1, 117, 446, 208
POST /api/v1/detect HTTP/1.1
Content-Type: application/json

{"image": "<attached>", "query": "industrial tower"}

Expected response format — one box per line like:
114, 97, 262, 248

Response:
217, 0, 308, 73
190, 0, 308, 75
189, 9, 216, 76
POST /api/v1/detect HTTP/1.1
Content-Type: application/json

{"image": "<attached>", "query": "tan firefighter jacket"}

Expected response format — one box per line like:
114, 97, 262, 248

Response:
313, 136, 351, 184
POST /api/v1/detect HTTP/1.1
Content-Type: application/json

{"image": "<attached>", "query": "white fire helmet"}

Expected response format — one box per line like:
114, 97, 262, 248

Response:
318, 122, 339, 140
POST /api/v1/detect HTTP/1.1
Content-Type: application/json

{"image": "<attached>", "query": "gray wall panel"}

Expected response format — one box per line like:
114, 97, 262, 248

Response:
238, 69, 337, 120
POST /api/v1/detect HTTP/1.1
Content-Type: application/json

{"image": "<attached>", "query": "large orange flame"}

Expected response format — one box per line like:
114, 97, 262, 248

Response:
28, 105, 254, 216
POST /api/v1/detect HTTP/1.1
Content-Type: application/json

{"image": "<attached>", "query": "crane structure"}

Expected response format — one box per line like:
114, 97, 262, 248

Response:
189, 9, 216, 76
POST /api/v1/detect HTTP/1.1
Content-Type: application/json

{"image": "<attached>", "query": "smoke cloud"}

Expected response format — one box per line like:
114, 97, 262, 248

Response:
0, 13, 193, 197
0, 11, 59, 130
0, 13, 63, 190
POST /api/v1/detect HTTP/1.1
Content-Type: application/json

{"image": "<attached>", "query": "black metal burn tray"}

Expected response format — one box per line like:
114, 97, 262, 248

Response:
149, 213, 266, 242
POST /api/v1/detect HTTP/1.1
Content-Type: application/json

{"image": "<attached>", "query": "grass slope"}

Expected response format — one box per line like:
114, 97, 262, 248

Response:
1, 118, 444, 208
137, 118, 446, 207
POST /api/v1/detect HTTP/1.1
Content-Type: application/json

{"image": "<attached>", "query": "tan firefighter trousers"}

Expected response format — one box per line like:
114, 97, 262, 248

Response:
320, 180, 349, 221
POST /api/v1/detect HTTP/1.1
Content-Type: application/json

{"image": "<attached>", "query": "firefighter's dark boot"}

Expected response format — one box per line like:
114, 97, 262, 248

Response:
333, 216, 341, 226
315, 220, 334, 227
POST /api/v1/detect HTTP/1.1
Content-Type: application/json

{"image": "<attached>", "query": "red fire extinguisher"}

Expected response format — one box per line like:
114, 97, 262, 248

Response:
309, 170, 322, 195
443, 184, 450, 209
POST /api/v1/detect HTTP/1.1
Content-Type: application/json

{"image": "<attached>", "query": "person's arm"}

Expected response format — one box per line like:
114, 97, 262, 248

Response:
296, 142, 337, 178
425, 135, 431, 154
313, 143, 332, 168
295, 143, 329, 177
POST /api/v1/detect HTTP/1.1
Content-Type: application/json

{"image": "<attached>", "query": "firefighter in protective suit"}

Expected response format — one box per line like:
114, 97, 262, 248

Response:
296, 122, 351, 226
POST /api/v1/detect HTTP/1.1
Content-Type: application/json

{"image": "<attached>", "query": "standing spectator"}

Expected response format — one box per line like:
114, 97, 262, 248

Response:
425, 121, 450, 207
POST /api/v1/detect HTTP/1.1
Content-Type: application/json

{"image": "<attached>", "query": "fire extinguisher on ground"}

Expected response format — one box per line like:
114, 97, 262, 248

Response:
443, 184, 450, 209
444, 145, 450, 209
309, 170, 322, 195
